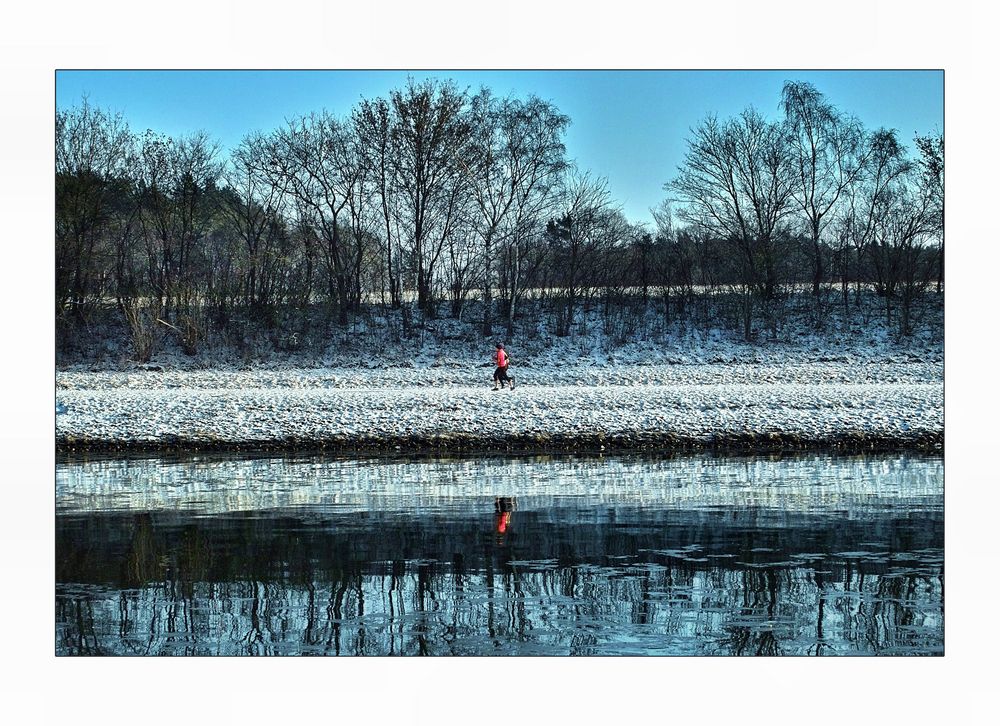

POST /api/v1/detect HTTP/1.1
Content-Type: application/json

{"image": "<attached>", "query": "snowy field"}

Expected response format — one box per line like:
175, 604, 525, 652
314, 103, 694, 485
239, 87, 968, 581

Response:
56, 360, 943, 453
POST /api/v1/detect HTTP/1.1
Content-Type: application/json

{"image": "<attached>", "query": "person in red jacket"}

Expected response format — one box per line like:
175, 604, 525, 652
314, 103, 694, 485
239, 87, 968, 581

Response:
492, 342, 515, 390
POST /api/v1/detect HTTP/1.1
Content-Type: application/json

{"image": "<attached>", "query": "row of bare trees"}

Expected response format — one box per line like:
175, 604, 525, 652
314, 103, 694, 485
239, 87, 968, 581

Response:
56, 79, 943, 359
670, 81, 943, 338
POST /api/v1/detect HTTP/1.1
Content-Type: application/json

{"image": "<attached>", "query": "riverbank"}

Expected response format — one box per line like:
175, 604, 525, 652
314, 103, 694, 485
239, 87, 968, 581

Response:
56, 361, 943, 454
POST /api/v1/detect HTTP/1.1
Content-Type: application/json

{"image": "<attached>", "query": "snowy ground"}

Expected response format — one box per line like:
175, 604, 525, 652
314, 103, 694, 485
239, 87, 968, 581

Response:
56, 295, 943, 453
56, 360, 943, 453
57, 291, 943, 373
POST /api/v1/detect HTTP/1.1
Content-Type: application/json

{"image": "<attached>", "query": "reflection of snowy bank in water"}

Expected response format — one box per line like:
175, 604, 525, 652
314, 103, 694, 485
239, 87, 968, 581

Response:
56, 452, 943, 516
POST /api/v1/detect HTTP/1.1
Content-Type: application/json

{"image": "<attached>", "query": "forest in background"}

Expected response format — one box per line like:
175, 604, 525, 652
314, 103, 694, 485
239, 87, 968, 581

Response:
56, 78, 943, 364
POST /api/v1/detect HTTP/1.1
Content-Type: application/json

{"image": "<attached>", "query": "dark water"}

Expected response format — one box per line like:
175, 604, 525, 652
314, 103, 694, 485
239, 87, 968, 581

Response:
56, 454, 943, 656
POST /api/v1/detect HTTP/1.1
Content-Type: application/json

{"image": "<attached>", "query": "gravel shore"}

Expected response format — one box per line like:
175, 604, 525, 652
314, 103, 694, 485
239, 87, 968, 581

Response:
56, 362, 943, 454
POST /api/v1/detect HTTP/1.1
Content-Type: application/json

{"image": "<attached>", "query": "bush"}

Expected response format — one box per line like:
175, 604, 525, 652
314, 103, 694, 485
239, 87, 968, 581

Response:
123, 300, 158, 363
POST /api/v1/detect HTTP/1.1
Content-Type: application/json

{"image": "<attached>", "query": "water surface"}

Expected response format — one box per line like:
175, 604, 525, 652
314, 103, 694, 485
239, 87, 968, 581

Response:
56, 453, 943, 655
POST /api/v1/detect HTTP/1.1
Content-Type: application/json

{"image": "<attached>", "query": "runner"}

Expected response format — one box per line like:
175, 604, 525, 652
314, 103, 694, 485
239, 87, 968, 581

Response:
492, 342, 515, 390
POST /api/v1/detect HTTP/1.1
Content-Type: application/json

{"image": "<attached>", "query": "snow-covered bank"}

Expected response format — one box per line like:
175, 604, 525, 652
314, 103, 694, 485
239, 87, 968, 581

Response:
56, 362, 943, 454
57, 292, 943, 373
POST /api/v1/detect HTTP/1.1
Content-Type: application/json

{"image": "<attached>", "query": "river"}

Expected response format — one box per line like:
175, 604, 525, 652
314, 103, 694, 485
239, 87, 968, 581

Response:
56, 452, 943, 655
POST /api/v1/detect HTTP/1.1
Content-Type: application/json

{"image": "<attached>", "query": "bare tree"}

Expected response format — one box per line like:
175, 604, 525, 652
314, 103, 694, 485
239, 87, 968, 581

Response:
781, 81, 867, 296
134, 129, 221, 331
219, 132, 286, 318
444, 213, 483, 320
389, 78, 472, 313
354, 97, 403, 309
334, 127, 378, 312
869, 166, 936, 334
547, 172, 619, 336
56, 98, 134, 321
500, 98, 569, 337
265, 112, 358, 324
671, 109, 795, 339
467, 91, 570, 336
840, 129, 912, 305
914, 132, 944, 292
650, 201, 697, 322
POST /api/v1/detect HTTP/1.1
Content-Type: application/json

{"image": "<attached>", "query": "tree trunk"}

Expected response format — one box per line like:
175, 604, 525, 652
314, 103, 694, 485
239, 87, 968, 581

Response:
742, 291, 753, 342
506, 240, 519, 338
937, 242, 944, 294
481, 250, 492, 337
811, 224, 822, 296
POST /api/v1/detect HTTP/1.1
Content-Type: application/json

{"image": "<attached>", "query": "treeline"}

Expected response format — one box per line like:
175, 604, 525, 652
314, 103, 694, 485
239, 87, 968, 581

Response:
56, 78, 943, 360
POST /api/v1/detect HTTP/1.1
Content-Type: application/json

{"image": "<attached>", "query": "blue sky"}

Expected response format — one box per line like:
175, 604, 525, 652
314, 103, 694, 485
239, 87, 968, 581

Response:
56, 70, 943, 225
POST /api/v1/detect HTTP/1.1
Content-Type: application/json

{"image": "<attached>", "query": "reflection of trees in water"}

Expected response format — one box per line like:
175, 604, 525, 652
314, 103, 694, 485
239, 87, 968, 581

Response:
56, 560, 943, 656
57, 599, 102, 655
56, 509, 943, 655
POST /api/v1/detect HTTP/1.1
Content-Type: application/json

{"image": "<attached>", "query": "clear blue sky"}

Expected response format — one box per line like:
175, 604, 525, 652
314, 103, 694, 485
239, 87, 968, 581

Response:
56, 70, 943, 225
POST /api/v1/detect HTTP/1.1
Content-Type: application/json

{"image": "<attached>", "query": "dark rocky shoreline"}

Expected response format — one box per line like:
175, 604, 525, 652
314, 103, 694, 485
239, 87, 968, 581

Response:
57, 429, 943, 456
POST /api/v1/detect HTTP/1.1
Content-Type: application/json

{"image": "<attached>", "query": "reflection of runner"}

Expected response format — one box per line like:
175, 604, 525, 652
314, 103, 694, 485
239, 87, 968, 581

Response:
495, 496, 516, 536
